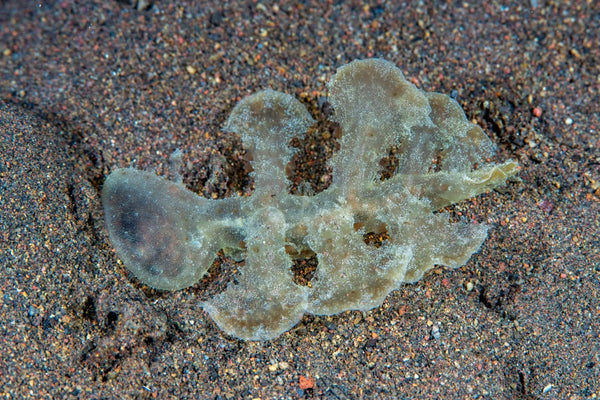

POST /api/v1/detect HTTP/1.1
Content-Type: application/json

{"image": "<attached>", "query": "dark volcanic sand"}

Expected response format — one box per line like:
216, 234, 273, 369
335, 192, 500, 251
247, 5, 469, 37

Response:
0, 1, 598, 398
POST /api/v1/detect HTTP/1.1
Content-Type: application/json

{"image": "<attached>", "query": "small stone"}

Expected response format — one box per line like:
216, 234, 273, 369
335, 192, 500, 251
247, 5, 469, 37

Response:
136, 0, 152, 11
431, 324, 441, 340
298, 375, 315, 390
278, 361, 290, 369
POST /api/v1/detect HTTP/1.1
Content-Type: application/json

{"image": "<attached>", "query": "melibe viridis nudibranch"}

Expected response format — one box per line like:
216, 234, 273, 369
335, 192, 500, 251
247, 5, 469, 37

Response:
102, 58, 518, 341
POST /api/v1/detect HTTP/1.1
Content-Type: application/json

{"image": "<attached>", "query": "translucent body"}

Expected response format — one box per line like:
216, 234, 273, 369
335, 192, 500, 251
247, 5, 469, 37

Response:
102, 59, 518, 340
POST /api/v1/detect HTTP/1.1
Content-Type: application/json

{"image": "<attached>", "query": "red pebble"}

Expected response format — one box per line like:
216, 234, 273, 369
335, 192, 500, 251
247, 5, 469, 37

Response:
299, 375, 315, 390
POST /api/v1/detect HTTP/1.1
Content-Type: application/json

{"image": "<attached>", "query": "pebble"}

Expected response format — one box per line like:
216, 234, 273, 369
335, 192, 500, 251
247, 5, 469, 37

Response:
465, 281, 474, 292
431, 324, 441, 340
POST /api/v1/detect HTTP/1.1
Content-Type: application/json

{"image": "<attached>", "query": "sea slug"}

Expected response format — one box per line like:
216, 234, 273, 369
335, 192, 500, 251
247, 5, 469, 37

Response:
102, 58, 518, 340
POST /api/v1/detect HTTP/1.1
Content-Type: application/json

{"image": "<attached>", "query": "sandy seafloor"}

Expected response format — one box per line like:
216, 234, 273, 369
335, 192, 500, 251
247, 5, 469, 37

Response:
0, 0, 598, 398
